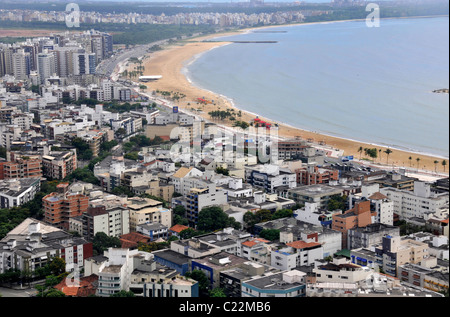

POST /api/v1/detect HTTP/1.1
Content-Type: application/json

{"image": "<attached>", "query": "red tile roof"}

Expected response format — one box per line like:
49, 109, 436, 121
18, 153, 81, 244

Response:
53, 274, 98, 297
170, 224, 190, 233
287, 240, 321, 250
120, 232, 150, 249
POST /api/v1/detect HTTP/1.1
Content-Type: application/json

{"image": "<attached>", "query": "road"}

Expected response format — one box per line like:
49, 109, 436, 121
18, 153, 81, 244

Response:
96, 39, 171, 78
0, 286, 37, 297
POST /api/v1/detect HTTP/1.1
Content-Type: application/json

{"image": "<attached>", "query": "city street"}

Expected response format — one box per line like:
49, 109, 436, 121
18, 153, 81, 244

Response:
0, 286, 37, 297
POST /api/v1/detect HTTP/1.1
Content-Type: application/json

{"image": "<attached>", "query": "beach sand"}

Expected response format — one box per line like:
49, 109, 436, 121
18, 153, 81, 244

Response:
134, 30, 448, 175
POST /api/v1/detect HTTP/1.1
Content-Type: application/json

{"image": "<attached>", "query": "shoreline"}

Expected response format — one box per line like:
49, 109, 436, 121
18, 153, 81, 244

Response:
136, 20, 449, 175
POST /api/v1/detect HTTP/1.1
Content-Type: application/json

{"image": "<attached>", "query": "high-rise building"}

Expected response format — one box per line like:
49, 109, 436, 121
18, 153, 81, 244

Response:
0, 48, 7, 77
72, 51, 96, 75
37, 51, 56, 84
54, 46, 79, 77
12, 49, 31, 81
43, 182, 89, 230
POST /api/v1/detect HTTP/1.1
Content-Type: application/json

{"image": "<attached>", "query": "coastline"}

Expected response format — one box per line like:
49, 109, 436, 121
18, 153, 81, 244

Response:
136, 22, 449, 175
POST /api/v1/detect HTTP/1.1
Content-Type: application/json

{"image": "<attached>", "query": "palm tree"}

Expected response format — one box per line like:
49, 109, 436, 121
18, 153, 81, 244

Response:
434, 160, 439, 172
384, 148, 393, 165
442, 160, 447, 172
416, 157, 421, 169
358, 146, 363, 159
408, 156, 412, 167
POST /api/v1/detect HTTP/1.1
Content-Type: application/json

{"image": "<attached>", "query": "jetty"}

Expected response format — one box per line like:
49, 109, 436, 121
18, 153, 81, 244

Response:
203, 40, 277, 44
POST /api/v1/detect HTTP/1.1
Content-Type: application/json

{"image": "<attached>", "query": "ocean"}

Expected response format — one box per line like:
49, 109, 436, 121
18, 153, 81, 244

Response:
185, 17, 450, 158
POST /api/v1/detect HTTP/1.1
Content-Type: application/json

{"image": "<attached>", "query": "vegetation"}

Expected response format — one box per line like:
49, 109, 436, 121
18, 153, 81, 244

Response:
71, 137, 93, 161
327, 195, 347, 211
243, 208, 294, 233
0, 180, 60, 240
185, 270, 209, 295
215, 166, 229, 176
197, 206, 241, 232
259, 229, 280, 241
209, 288, 227, 297
173, 205, 188, 226
233, 120, 250, 130
92, 232, 121, 256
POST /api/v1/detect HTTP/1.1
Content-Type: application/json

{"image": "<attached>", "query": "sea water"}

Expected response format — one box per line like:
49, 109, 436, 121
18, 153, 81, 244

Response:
186, 17, 449, 158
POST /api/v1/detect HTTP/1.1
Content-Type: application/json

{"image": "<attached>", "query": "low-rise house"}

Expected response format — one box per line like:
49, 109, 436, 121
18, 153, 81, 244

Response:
241, 269, 307, 297
0, 218, 93, 274
0, 177, 40, 208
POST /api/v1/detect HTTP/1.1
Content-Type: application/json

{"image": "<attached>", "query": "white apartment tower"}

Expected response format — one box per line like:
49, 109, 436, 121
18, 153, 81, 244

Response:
12, 49, 31, 81
37, 51, 56, 84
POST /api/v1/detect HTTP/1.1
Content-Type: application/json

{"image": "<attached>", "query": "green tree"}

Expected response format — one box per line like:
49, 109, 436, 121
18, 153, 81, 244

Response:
259, 229, 280, 241
209, 288, 227, 297
434, 160, 439, 172
215, 166, 229, 176
243, 211, 258, 232
271, 209, 293, 220
93, 232, 121, 256
327, 195, 347, 211
110, 290, 136, 297
255, 209, 272, 223
185, 270, 209, 295
442, 160, 447, 172
49, 257, 66, 275
384, 148, 393, 164
180, 228, 199, 239
197, 206, 229, 232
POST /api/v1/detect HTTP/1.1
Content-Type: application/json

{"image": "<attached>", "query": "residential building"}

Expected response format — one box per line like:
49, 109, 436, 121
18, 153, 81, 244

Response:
129, 262, 199, 297
219, 261, 280, 297
349, 183, 395, 225
171, 237, 221, 259
332, 200, 376, 249
271, 240, 323, 271
241, 270, 307, 297
42, 150, 77, 180
82, 205, 130, 241
136, 222, 168, 242
237, 237, 272, 265
37, 51, 56, 84
191, 252, 249, 289
254, 217, 342, 258
0, 177, 40, 208
185, 183, 228, 228
313, 257, 371, 284
380, 181, 449, 222
43, 182, 89, 230
127, 197, 172, 231
0, 157, 42, 180
374, 235, 430, 277
347, 223, 400, 250
0, 218, 93, 274
294, 202, 341, 228
288, 184, 344, 209
296, 164, 339, 186
95, 248, 152, 297
245, 164, 296, 194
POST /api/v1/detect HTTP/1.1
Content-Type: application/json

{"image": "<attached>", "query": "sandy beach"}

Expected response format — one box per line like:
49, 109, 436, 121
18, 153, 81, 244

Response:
133, 28, 449, 175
